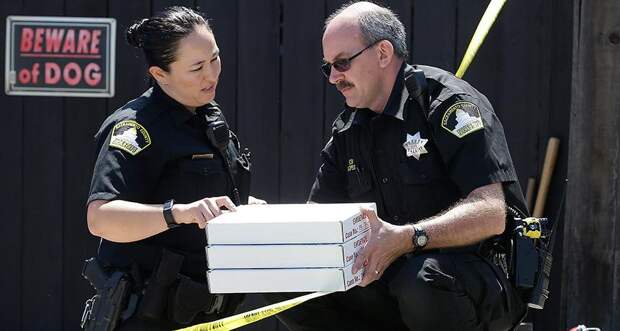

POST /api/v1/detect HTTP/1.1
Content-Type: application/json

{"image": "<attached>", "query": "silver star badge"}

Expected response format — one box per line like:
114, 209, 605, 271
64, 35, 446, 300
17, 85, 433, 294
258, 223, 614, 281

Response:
403, 132, 428, 160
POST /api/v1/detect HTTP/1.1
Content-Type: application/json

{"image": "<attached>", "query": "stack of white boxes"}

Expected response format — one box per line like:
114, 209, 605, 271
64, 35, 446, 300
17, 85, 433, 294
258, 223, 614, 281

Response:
205, 203, 373, 293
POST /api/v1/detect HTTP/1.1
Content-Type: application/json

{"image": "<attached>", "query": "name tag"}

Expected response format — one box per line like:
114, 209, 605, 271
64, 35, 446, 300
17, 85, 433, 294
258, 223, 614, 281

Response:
192, 153, 214, 159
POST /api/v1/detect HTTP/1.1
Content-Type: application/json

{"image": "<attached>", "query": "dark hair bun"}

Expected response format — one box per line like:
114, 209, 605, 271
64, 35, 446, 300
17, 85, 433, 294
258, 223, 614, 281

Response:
126, 7, 209, 71
126, 18, 148, 48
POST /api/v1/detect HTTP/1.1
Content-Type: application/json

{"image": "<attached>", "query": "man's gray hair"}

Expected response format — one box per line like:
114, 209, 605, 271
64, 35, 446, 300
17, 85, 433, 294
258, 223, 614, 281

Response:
326, 2, 409, 59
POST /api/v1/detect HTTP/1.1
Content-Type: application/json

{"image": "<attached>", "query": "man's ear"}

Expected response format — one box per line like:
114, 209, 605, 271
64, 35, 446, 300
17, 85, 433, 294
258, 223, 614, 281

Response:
148, 66, 169, 85
377, 40, 395, 68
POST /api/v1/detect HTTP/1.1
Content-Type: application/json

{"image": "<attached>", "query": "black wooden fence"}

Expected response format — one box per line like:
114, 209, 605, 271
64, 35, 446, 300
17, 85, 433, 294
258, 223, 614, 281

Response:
0, 0, 572, 330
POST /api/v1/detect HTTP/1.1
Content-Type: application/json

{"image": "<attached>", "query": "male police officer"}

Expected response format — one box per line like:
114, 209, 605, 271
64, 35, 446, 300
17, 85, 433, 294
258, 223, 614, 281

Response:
266, 2, 528, 331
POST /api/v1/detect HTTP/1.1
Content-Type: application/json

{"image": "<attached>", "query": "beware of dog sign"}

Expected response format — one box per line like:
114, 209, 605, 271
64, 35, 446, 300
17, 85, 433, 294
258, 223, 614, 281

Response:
5, 16, 116, 97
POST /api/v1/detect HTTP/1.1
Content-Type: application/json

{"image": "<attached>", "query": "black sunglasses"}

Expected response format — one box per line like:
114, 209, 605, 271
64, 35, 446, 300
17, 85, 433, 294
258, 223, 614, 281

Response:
321, 41, 379, 78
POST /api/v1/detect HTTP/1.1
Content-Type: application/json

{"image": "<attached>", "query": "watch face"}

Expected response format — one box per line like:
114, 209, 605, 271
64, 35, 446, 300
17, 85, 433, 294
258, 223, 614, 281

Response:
417, 235, 428, 247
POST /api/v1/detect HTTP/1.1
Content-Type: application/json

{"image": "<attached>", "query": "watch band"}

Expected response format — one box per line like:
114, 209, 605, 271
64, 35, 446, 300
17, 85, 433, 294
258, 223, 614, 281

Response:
163, 199, 178, 229
412, 224, 428, 251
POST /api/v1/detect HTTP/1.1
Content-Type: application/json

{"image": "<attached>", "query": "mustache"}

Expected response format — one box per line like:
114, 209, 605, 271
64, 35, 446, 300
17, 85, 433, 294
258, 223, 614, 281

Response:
336, 80, 354, 91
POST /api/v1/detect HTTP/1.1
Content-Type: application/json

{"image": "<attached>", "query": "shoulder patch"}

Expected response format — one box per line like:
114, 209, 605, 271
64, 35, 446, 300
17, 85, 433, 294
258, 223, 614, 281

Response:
109, 120, 152, 155
440, 101, 484, 138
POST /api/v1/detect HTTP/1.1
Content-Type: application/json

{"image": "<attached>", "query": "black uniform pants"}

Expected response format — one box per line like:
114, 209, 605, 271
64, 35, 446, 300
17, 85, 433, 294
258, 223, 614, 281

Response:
116, 311, 220, 331
264, 251, 526, 331
114, 297, 242, 330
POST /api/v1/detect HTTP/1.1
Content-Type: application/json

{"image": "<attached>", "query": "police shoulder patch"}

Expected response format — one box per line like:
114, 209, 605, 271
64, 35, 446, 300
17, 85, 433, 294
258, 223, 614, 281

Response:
109, 120, 152, 155
440, 101, 484, 138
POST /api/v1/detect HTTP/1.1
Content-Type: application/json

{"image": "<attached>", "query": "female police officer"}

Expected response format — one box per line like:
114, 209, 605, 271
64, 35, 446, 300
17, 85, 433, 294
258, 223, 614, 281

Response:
83, 6, 262, 330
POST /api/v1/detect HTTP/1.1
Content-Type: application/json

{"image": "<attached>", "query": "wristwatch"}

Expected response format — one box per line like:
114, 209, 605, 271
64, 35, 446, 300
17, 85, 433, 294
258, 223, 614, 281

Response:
163, 199, 178, 229
411, 224, 428, 251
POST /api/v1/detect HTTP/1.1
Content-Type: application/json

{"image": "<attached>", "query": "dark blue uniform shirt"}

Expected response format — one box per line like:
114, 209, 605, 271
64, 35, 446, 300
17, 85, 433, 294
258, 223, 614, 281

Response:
88, 84, 250, 280
309, 63, 527, 225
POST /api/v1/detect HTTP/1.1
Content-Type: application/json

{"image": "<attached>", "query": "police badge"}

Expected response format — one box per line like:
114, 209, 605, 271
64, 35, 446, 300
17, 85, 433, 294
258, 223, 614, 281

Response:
403, 132, 428, 160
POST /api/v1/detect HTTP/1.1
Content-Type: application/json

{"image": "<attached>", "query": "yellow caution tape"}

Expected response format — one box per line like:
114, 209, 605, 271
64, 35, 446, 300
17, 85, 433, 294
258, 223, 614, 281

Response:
175, 292, 331, 331
456, 0, 508, 78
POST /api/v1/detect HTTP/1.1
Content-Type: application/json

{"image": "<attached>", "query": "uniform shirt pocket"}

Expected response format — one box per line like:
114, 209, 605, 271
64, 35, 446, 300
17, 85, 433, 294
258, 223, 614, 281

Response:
399, 157, 444, 185
155, 158, 229, 203
399, 157, 459, 220
346, 167, 373, 199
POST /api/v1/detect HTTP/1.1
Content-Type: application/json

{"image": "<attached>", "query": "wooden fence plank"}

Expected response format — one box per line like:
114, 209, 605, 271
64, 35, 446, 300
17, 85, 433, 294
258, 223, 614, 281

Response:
528, 1, 572, 330
237, 0, 281, 203
0, 1, 24, 329
280, 0, 326, 203
564, 1, 620, 329
494, 0, 546, 191
20, 0, 64, 328
412, 0, 457, 71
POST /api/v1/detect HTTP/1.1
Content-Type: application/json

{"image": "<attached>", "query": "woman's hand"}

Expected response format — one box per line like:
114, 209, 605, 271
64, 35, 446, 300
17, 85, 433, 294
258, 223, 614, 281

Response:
172, 196, 237, 228
248, 195, 267, 205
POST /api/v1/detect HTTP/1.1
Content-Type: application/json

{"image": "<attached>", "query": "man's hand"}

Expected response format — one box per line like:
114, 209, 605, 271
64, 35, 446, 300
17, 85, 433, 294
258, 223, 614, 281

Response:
352, 208, 412, 286
172, 196, 237, 229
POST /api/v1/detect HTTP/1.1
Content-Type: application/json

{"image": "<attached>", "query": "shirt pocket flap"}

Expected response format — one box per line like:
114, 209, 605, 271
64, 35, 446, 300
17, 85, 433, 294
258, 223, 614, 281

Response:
399, 159, 443, 185
177, 158, 225, 175
346, 169, 372, 198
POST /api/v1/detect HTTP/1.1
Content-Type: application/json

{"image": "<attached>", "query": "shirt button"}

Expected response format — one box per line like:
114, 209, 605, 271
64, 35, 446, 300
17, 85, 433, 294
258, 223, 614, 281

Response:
393, 215, 400, 222
382, 177, 389, 184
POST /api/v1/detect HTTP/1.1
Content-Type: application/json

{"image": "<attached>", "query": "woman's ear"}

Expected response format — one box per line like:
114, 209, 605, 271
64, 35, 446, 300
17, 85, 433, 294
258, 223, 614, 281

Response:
148, 66, 169, 85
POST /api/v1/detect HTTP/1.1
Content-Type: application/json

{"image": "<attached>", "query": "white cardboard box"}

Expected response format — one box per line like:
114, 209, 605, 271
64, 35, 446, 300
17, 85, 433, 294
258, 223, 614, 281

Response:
207, 264, 364, 293
206, 203, 374, 245
206, 230, 369, 269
